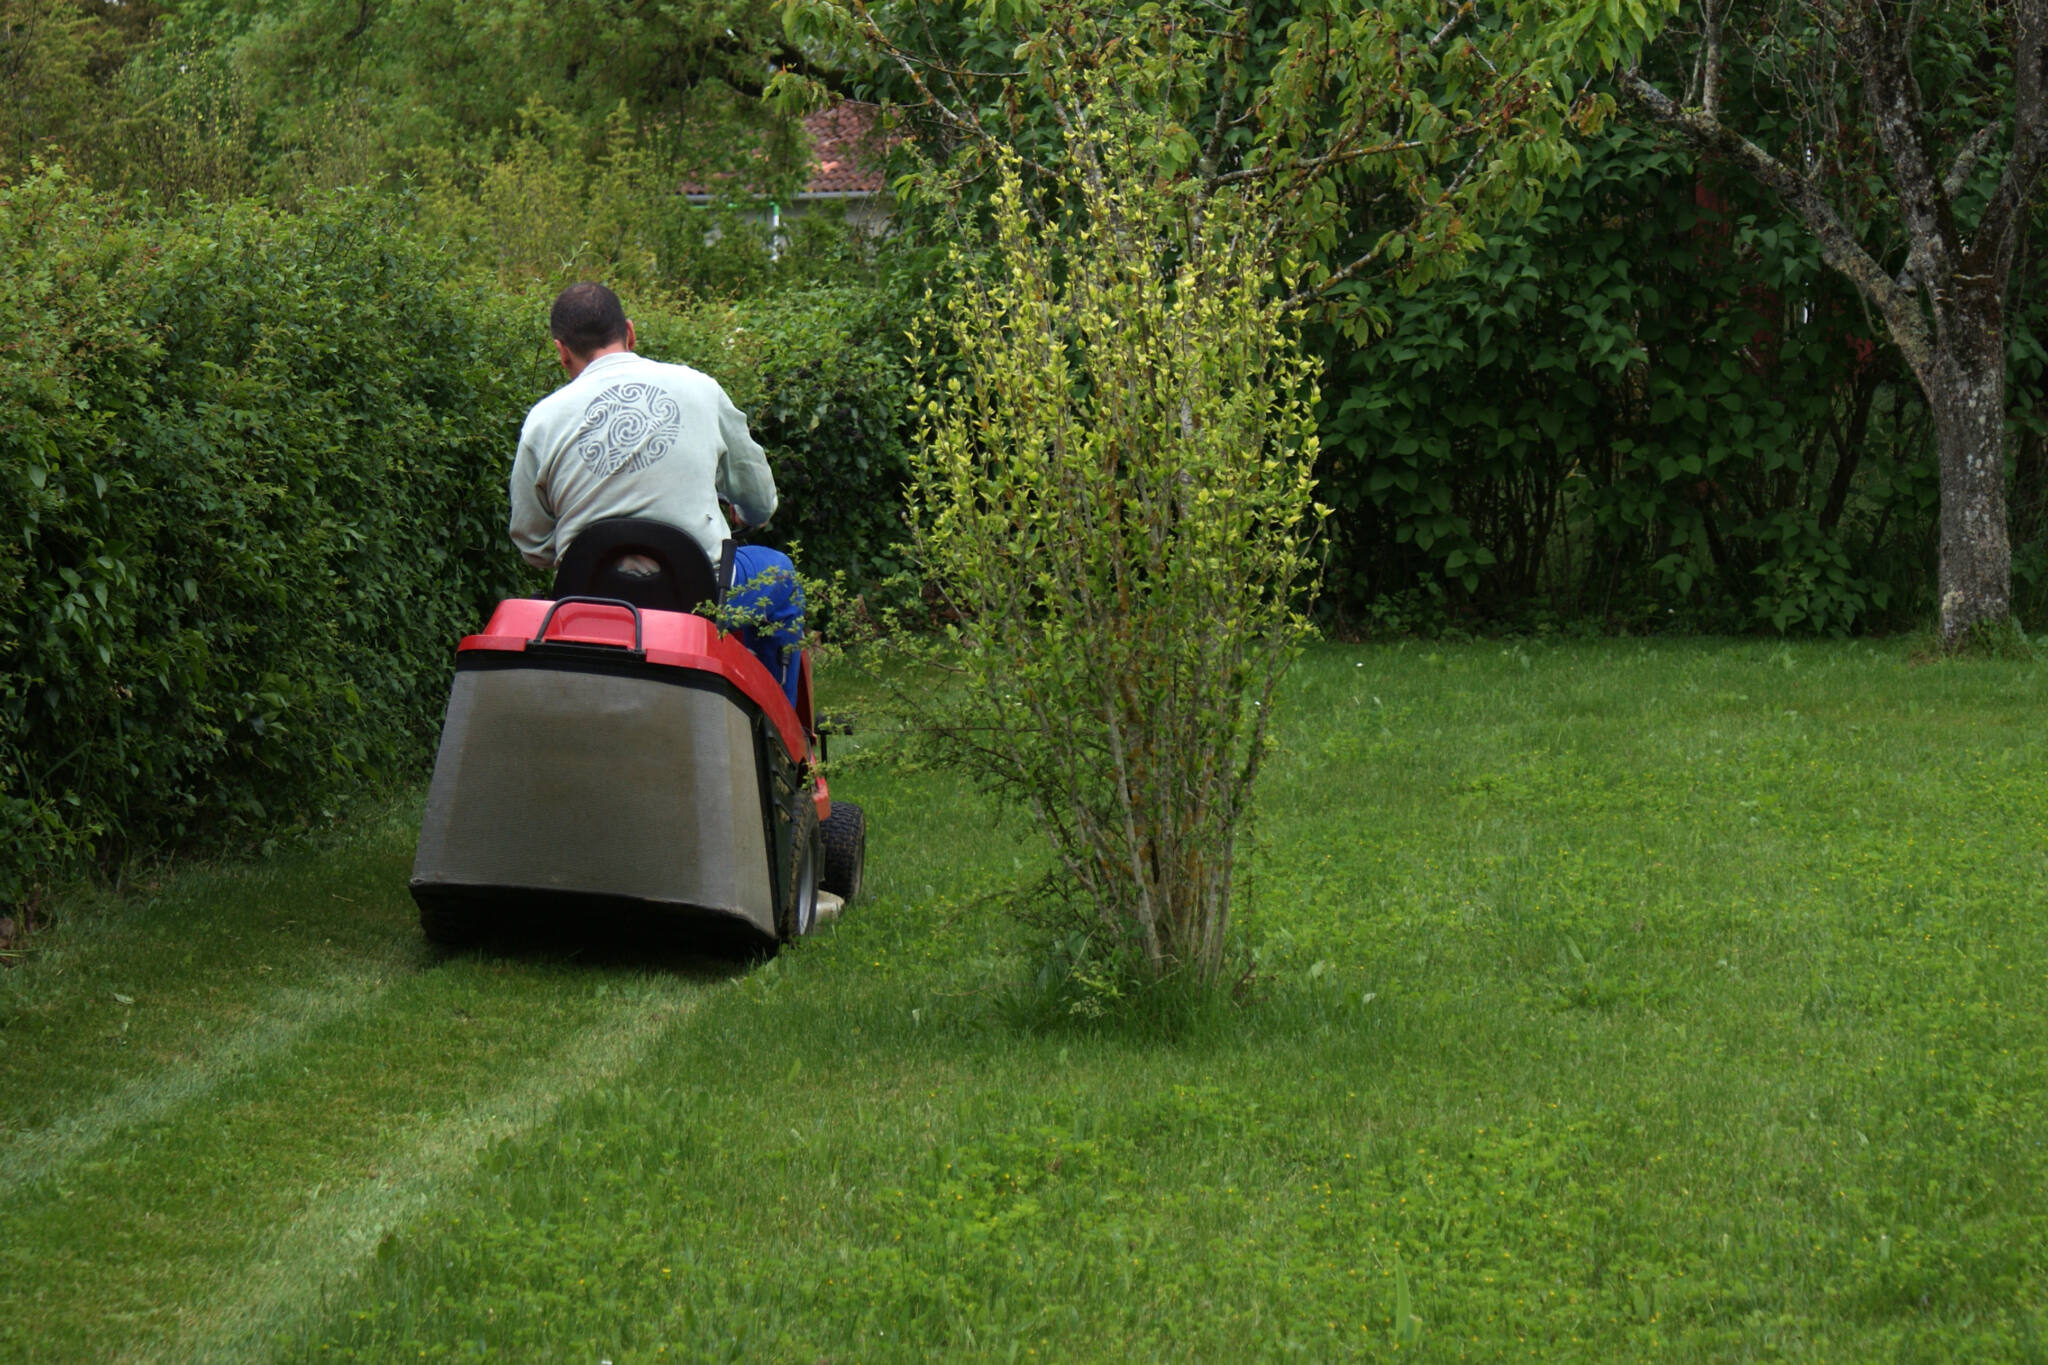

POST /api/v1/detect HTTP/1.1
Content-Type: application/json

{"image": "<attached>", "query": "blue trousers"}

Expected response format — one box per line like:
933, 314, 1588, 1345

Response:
725, 545, 805, 707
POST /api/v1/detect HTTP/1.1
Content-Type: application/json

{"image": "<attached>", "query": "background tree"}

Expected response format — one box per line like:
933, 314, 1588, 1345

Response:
156, 0, 808, 194
780, 0, 1675, 333
1317, 123, 1940, 632
1, 0, 166, 169
1622, 0, 2047, 644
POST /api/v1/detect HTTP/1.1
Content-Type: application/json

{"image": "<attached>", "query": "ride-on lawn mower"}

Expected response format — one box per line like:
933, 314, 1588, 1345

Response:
409, 518, 864, 951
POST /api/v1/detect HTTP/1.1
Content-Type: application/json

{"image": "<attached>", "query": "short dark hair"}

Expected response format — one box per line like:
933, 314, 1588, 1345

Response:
549, 282, 630, 357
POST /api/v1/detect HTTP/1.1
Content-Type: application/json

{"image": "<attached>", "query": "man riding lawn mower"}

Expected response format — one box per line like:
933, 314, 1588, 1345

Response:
409, 284, 865, 950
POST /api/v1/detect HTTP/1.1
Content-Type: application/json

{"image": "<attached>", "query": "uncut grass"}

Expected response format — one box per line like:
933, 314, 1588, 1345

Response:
298, 641, 2048, 1362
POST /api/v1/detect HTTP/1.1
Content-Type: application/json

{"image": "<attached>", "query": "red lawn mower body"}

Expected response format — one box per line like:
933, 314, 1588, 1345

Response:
408, 521, 856, 950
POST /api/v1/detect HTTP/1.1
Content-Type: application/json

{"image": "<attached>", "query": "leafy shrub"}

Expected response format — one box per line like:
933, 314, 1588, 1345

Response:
88, 36, 262, 203
904, 128, 1324, 984
0, 167, 544, 906
412, 98, 786, 299
0, 0, 165, 173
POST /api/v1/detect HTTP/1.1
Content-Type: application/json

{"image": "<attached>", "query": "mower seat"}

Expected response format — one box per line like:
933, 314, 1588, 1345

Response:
550, 517, 733, 612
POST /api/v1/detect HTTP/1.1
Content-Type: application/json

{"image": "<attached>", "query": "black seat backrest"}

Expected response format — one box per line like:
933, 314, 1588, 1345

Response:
550, 518, 730, 613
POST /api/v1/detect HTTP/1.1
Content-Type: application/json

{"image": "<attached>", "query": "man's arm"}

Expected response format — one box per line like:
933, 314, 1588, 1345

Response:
508, 421, 558, 570
713, 388, 778, 528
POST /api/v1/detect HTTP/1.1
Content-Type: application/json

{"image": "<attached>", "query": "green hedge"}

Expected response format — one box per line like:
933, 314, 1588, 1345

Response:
0, 167, 917, 907
0, 169, 544, 903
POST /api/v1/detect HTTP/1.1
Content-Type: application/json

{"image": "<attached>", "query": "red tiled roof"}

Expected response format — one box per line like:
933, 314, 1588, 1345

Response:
801, 100, 887, 195
678, 100, 889, 198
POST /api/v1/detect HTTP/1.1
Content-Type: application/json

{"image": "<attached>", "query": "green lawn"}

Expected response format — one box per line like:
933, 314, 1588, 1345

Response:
4, 640, 2045, 1361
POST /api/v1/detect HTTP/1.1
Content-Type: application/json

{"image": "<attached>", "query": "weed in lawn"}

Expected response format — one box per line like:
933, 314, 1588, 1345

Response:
1546, 934, 1612, 1012
999, 927, 1245, 1042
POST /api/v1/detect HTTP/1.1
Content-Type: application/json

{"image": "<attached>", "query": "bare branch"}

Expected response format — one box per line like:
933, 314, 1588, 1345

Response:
1434, 136, 1492, 203
1970, 0, 2048, 272
1699, 0, 1724, 119
1428, 2, 1477, 54
1944, 123, 1999, 198
1281, 236, 1390, 309
1231, 83, 1276, 132
1888, 125, 1997, 296
1280, 119, 1498, 308
846, 0, 1059, 181
1209, 137, 1427, 187
1847, 8, 1960, 287
1196, 9, 1250, 184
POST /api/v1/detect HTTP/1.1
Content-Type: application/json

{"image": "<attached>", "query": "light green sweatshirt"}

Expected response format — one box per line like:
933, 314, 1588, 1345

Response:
508, 351, 778, 570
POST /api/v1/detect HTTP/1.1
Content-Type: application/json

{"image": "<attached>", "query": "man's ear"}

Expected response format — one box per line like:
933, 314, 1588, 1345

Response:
625, 319, 636, 351
555, 338, 574, 373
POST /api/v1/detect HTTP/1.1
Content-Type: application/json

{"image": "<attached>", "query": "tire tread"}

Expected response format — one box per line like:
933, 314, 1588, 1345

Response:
820, 801, 866, 903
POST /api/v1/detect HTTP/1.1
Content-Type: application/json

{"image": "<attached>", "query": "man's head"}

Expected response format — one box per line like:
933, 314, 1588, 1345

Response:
549, 282, 634, 375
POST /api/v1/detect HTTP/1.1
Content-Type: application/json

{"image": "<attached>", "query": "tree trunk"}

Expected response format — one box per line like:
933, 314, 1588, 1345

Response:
1931, 280, 2012, 642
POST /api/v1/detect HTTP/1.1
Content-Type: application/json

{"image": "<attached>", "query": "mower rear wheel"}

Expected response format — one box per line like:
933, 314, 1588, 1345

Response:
820, 801, 866, 903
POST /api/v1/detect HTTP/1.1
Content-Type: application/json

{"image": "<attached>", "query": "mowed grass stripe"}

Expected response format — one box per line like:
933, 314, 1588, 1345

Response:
0, 913, 729, 1361
0, 968, 395, 1191
157, 977, 711, 1364
2, 801, 429, 1146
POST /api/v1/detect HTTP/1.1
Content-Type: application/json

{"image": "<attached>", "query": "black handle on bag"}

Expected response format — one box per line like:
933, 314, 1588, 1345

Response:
716, 539, 736, 607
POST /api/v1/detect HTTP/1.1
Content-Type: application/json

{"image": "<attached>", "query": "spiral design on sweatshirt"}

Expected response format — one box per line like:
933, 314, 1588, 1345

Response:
572, 383, 683, 476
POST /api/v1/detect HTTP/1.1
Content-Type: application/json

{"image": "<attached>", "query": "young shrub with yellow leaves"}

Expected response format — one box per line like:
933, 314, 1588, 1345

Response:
907, 122, 1326, 984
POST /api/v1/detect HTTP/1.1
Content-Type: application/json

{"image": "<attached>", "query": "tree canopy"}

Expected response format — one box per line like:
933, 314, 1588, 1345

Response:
191, 0, 800, 182
781, 0, 1675, 335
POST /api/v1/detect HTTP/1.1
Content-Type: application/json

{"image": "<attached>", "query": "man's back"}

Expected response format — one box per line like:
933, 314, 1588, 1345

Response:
508, 351, 777, 570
